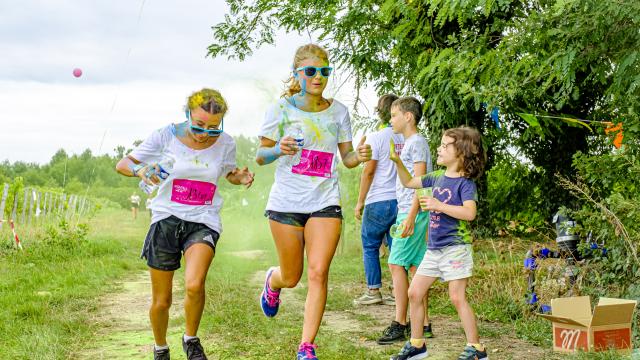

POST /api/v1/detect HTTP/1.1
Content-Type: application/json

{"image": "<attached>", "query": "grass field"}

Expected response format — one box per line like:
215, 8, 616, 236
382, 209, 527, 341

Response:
0, 169, 636, 359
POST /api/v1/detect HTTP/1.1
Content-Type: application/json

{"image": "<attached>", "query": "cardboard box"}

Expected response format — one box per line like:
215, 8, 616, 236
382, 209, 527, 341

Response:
538, 296, 637, 353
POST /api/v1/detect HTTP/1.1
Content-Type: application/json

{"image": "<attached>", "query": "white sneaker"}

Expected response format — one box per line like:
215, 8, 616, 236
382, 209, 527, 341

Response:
353, 289, 383, 305
382, 293, 395, 306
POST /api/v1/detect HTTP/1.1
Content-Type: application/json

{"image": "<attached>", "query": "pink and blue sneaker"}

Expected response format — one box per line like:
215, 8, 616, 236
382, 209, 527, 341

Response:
260, 267, 281, 317
297, 342, 318, 360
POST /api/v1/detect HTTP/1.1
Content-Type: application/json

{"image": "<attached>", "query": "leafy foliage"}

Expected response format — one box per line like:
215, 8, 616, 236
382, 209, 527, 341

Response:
208, 0, 640, 228
42, 219, 90, 251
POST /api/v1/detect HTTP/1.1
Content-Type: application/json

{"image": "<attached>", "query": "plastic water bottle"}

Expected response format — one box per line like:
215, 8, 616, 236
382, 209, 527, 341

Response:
390, 223, 405, 238
287, 126, 305, 167
139, 158, 174, 194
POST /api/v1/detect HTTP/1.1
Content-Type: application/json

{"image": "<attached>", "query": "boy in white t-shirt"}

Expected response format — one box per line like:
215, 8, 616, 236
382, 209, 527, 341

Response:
354, 94, 404, 306
377, 97, 433, 346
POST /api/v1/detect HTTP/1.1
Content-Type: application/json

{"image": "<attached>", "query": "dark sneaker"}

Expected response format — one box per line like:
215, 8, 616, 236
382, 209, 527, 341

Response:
390, 341, 428, 360
260, 267, 281, 317
296, 342, 318, 360
182, 337, 208, 360
377, 321, 408, 345
457, 345, 488, 360
353, 289, 383, 305
404, 322, 434, 338
423, 323, 434, 338
154, 347, 170, 360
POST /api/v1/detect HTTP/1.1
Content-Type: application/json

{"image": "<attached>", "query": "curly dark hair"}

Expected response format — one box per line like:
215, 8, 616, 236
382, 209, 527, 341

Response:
444, 126, 486, 180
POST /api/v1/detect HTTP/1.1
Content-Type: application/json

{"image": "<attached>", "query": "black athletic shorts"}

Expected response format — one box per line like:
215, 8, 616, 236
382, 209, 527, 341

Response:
141, 215, 219, 271
264, 205, 343, 227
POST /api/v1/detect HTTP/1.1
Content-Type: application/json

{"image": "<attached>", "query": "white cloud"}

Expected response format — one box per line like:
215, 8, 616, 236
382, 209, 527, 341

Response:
0, 0, 378, 164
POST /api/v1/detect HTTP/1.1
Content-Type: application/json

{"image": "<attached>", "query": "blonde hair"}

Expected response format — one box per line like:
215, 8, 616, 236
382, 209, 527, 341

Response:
282, 44, 330, 98
186, 88, 228, 115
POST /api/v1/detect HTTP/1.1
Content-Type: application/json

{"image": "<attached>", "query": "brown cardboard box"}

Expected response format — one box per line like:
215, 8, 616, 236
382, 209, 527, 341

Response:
537, 296, 637, 353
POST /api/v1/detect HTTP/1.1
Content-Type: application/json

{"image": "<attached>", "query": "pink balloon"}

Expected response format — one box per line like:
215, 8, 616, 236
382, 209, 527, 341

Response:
72, 68, 82, 78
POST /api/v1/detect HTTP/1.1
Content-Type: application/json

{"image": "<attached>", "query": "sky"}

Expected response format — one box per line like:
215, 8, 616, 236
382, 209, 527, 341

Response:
0, 0, 376, 164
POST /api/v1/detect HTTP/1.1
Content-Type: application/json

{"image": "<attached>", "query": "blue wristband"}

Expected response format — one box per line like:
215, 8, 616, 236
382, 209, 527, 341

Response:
131, 163, 145, 176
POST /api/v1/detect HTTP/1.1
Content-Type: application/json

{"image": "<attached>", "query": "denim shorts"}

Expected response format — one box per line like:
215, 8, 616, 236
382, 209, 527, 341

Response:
264, 206, 343, 227
141, 215, 219, 271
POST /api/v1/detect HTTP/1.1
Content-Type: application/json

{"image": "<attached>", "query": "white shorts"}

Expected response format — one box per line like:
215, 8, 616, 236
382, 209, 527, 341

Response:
416, 244, 473, 281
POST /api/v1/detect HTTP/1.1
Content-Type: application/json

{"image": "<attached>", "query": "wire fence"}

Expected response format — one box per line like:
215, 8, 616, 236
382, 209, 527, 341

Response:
0, 182, 95, 249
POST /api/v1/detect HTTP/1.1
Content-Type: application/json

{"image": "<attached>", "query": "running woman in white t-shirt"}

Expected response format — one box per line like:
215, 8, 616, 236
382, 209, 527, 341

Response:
255, 44, 372, 360
116, 89, 254, 360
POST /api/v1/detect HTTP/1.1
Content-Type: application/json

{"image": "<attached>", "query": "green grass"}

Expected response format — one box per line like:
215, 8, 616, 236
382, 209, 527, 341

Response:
0, 169, 637, 359
0, 209, 147, 359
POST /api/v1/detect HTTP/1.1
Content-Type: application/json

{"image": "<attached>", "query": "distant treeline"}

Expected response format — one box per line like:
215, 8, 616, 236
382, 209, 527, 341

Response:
0, 135, 259, 209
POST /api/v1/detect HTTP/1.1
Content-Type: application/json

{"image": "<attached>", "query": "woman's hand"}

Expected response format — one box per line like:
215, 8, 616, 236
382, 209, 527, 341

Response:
279, 136, 300, 155
229, 167, 255, 188
136, 164, 162, 185
356, 136, 372, 163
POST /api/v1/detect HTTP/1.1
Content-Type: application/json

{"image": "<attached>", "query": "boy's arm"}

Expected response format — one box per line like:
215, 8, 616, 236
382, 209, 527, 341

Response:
400, 161, 427, 237
389, 141, 424, 189
355, 159, 377, 220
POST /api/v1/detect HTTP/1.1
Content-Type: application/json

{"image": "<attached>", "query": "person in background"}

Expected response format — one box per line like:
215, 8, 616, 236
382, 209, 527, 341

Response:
353, 94, 402, 307
130, 192, 141, 220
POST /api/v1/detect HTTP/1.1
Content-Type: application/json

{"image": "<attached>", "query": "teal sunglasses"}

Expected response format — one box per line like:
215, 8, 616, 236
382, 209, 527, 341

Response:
186, 110, 224, 137
295, 66, 333, 78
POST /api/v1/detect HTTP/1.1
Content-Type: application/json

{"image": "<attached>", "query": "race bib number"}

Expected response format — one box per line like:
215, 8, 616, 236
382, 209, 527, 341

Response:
292, 149, 334, 178
171, 179, 216, 205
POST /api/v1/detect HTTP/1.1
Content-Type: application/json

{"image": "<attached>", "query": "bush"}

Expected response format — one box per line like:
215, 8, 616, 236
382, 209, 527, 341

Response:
42, 219, 89, 250
558, 147, 640, 345
484, 159, 549, 236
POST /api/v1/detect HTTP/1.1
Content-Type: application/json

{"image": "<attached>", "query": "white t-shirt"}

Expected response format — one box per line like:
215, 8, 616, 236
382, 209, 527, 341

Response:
364, 126, 405, 205
129, 124, 237, 234
396, 133, 432, 214
259, 98, 353, 213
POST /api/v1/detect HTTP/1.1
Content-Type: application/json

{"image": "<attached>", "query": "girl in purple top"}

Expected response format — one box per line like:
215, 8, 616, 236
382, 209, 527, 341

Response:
389, 126, 488, 360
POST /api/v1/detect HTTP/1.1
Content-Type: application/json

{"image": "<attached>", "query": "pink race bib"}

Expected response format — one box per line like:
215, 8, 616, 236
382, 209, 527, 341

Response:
171, 179, 216, 205
292, 149, 334, 178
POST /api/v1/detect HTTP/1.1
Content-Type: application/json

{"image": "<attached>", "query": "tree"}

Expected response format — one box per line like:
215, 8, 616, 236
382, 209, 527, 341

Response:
208, 0, 640, 226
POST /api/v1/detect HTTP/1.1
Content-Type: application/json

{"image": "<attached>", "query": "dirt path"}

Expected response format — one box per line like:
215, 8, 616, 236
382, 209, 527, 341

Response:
71, 264, 559, 359
71, 271, 185, 359
324, 304, 561, 359
251, 270, 562, 360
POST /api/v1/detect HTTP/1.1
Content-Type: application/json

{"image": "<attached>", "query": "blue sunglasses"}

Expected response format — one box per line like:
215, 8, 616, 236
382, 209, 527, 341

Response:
186, 110, 223, 137
295, 66, 333, 78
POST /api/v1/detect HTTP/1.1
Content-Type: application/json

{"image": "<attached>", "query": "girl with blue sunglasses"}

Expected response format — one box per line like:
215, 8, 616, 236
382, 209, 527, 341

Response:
256, 44, 372, 360
116, 88, 254, 360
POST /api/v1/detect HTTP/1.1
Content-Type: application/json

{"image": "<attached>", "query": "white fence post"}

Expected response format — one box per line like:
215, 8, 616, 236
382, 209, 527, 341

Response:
0, 184, 8, 229
21, 188, 28, 224
27, 189, 35, 226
